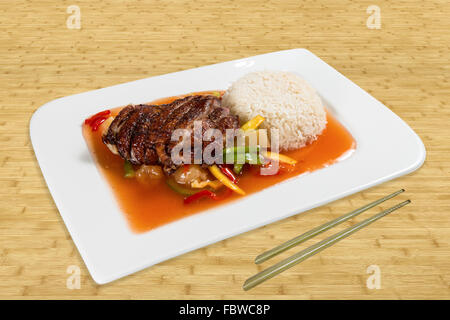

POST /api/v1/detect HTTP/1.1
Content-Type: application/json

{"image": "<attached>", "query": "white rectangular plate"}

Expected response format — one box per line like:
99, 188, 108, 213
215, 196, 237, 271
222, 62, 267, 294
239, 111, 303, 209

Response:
30, 49, 425, 284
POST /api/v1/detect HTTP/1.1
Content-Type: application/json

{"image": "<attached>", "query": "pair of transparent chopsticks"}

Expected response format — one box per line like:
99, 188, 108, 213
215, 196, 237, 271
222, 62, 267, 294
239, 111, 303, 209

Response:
243, 189, 410, 291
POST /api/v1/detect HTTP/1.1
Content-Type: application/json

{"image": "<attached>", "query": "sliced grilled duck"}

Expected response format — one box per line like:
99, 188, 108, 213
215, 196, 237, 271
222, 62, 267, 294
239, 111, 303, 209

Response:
102, 95, 239, 175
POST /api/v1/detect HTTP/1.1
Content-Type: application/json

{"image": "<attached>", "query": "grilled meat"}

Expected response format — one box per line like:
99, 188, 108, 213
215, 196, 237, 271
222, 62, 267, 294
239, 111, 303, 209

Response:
102, 95, 239, 174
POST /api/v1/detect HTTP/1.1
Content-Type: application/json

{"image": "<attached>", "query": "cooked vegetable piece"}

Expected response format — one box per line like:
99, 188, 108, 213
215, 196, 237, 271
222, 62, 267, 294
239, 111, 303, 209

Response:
264, 151, 297, 165
191, 180, 223, 190
209, 165, 245, 195
233, 115, 265, 173
184, 190, 218, 204
85, 110, 111, 125
223, 146, 264, 165
136, 165, 163, 185
218, 165, 237, 183
184, 188, 232, 204
166, 178, 200, 196
85, 110, 111, 131
123, 160, 135, 178
254, 160, 295, 175
233, 163, 244, 174
241, 115, 265, 131
173, 164, 209, 186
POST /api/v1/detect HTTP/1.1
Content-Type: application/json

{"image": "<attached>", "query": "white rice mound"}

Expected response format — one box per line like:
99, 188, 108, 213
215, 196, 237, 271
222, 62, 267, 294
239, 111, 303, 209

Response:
222, 71, 327, 151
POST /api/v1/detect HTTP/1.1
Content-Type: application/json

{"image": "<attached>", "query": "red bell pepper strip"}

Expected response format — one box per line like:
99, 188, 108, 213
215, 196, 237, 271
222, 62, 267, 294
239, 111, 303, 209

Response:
183, 188, 232, 204
184, 190, 218, 204
90, 117, 107, 131
84, 110, 111, 131
218, 164, 237, 183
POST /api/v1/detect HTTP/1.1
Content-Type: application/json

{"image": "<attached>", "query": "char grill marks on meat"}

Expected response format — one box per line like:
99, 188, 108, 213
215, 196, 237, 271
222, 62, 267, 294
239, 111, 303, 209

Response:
102, 95, 239, 175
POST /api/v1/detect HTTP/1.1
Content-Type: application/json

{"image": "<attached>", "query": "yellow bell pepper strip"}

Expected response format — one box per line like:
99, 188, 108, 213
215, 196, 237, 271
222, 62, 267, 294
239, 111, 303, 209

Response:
241, 115, 265, 131
263, 151, 298, 165
123, 160, 135, 178
209, 165, 245, 195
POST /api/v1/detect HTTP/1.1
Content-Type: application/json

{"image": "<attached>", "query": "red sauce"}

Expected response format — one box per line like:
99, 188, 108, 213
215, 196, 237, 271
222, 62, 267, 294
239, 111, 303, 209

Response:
83, 91, 356, 233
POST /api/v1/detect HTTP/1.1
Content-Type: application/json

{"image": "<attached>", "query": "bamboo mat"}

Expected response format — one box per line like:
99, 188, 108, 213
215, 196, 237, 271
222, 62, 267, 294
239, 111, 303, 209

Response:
0, 0, 449, 299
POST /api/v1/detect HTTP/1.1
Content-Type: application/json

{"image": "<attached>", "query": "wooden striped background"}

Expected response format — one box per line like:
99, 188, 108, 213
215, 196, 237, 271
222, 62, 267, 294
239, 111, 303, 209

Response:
0, 0, 448, 299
